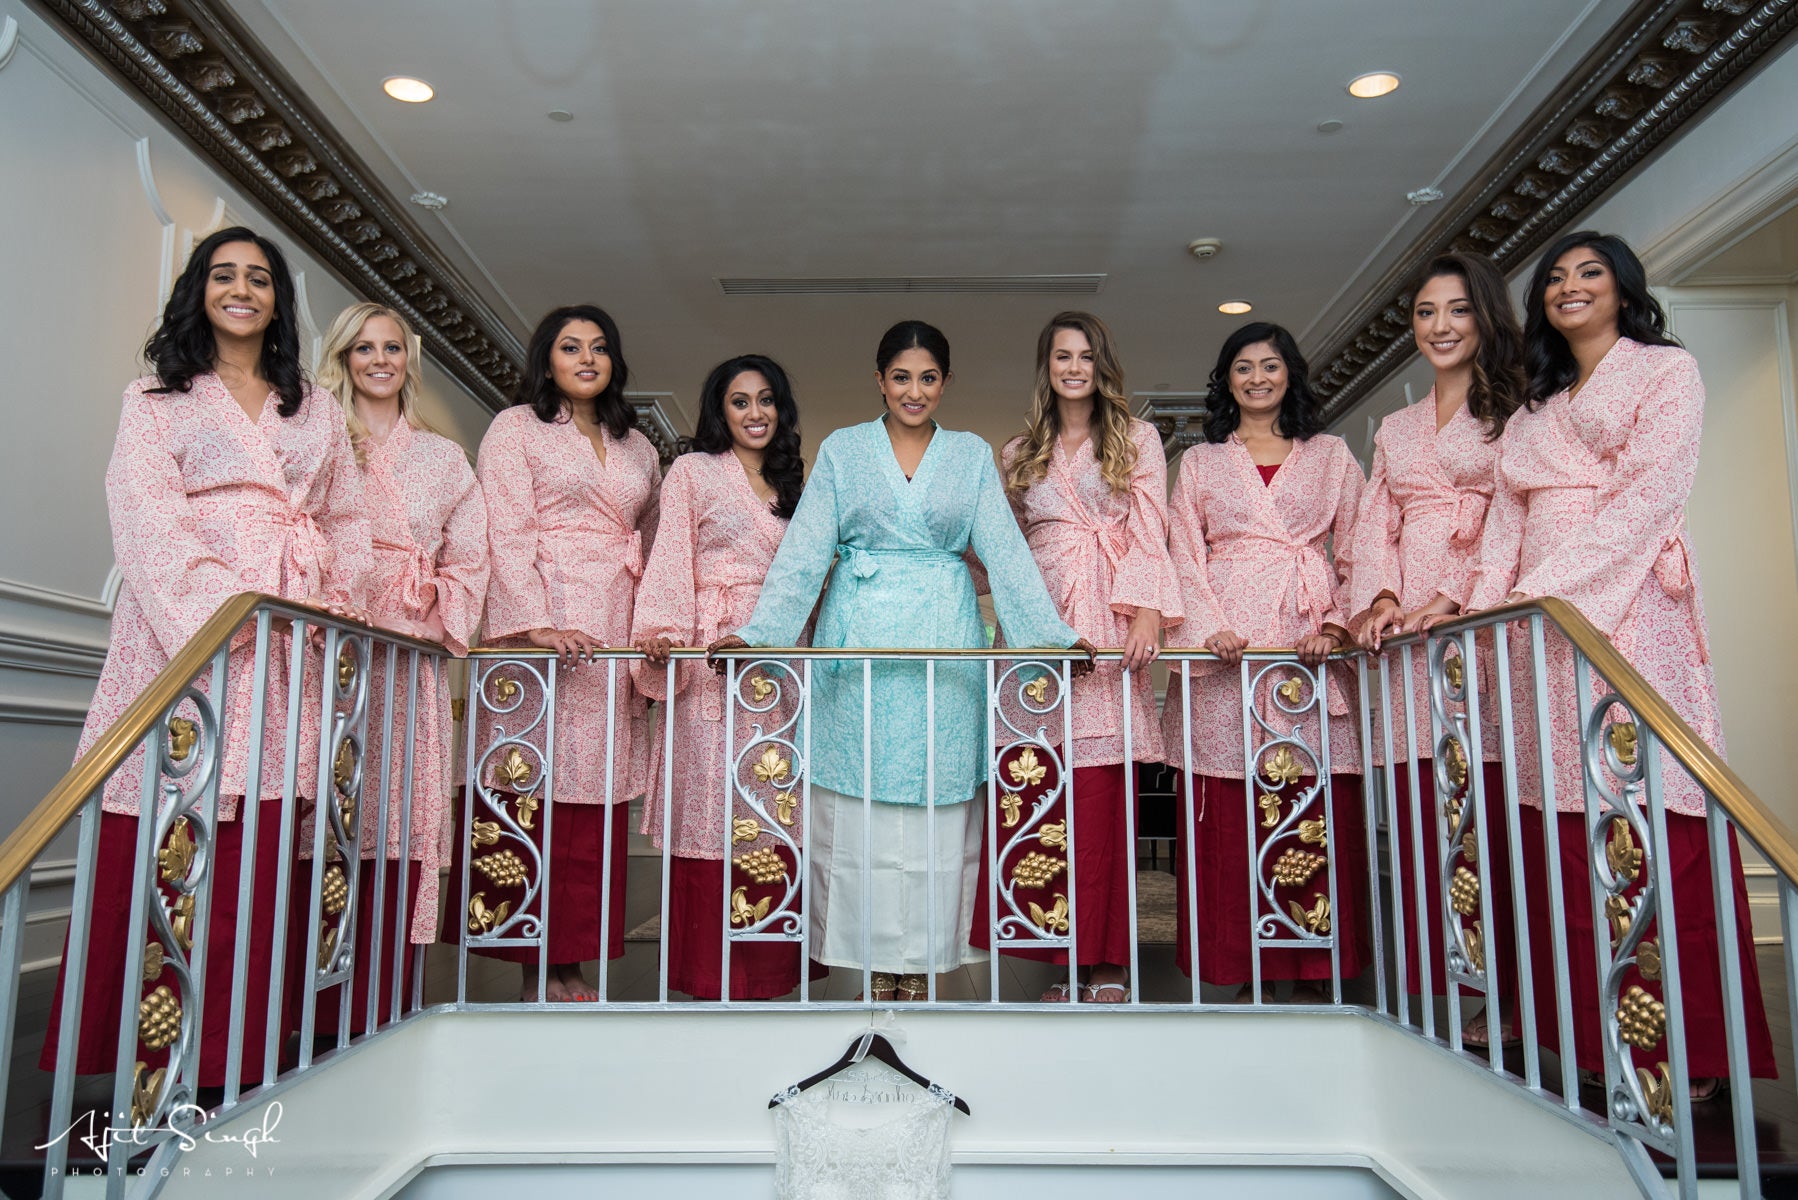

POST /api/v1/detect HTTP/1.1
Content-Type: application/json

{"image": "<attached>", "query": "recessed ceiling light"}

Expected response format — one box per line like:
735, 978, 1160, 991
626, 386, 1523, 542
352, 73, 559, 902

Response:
383, 76, 434, 103
1219, 300, 1253, 315
547, 109, 575, 123
1347, 72, 1400, 99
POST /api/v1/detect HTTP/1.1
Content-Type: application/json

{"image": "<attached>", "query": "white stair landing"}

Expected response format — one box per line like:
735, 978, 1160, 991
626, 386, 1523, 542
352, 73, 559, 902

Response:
155, 1007, 1646, 1199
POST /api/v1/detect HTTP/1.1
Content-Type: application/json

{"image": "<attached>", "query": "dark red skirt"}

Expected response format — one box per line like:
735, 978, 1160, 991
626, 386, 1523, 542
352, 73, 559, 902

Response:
41, 802, 298, 1087
293, 860, 424, 1038
1386, 760, 1517, 1006
442, 797, 628, 963
1175, 774, 1372, 985
970, 762, 1134, 966
665, 850, 822, 1000
1518, 807, 1776, 1079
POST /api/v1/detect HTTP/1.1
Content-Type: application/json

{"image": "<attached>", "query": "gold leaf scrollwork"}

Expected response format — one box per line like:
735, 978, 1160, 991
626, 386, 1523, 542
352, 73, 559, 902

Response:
1638, 1062, 1675, 1125
1038, 821, 1067, 851
1258, 793, 1283, 828
1637, 939, 1662, 982
1606, 819, 1643, 883
493, 747, 536, 792
491, 675, 519, 704
1462, 827, 1480, 865
732, 816, 762, 844
166, 716, 198, 763
1465, 921, 1485, 973
318, 922, 339, 971
1289, 895, 1332, 935
730, 886, 772, 927
1012, 851, 1067, 889
1608, 720, 1640, 768
171, 893, 195, 951
1272, 848, 1327, 888
131, 1062, 165, 1129
334, 740, 355, 793
733, 846, 787, 885
471, 818, 501, 848
451, 698, 467, 723
1445, 653, 1464, 691
774, 790, 798, 826
1443, 794, 1464, 834
321, 864, 349, 916
749, 674, 773, 704
337, 647, 357, 690
158, 818, 196, 883
1007, 747, 1048, 789
1023, 675, 1050, 706
1298, 816, 1328, 848
1000, 794, 1023, 828
467, 891, 511, 934
1028, 894, 1070, 934
1276, 675, 1305, 706
1443, 739, 1468, 790
138, 984, 181, 1052
754, 745, 791, 785
1261, 746, 1303, 788
473, 849, 530, 888
513, 791, 539, 831
1449, 866, 1481, 916
1606, 894, 1634, 947
1618, 985, 1667, 1050
142, 942, 165, 983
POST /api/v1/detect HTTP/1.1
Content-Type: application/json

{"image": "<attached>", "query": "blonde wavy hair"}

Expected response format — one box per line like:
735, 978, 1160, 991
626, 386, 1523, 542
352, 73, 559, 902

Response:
1004, 311, 1137, 496
317, 302, 435, 463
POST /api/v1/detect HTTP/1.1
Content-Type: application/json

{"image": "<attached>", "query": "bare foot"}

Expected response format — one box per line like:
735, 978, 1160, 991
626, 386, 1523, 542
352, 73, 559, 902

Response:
555, 963, 596, 1002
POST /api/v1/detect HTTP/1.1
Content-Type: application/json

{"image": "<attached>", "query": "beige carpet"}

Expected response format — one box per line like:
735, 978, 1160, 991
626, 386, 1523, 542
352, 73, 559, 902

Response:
626, 869, 1179, 944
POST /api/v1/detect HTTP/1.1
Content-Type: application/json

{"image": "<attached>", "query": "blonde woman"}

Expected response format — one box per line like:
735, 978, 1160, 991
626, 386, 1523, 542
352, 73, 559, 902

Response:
972, 312, 1181, 1002
312, 303, 488, 1029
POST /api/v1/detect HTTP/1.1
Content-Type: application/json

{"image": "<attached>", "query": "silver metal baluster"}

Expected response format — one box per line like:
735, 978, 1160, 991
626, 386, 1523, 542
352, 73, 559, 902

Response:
1460, 629, 1501, 1074
0, 879, 24, 1153
1530, 616, 1578, 1109
1121, 662, 1141, 1006
986, 658, 1002, 1005
1640, 726, 1696, 1195
658, 659, 675, 1005
862, 657, 874, 1003
925, 659, 937, 1003
265, 618, 310, 1084
538, 658, 559, 1009
106, 740, 165, 1195
390, 650, 420, 1024
1241, 657, 1260, 1004
598, 659, 618, 1004
1319, 662, 1341, 1004
455, 663, 478, 1007
1780, 882, 1798, 1117
1707, 805, 1758, 1198
1064, 657, 1079, 1006
42, 794, 103, 1200
1429, 636, 1461, 1055
300, 626, 343, 1066
722, 658, 737, 1006
1356, 655, 1387, 1017
1181, 659, 1200, 1002
182, 645, 231, 1078
1376, 652, 1408, 1027
363, 641, 398, 1037
1491, 622, 1540, 1089
800, 658, 814, 1005
1400, 642, 1432, 1041
224, 611, 271, 1104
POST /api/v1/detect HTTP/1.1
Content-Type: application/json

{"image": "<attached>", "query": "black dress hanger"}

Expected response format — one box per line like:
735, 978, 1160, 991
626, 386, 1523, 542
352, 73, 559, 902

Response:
770, 1031, 971, 1115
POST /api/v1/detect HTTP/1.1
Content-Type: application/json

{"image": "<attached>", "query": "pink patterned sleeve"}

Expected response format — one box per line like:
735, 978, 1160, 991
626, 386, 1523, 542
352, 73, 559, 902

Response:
1321, 444, 1363, 633
105, 386, 249, 653
629, 460, 697, 703
1511, 354, 1705, 635
1164, 451, 1226, 646
1466, 460, 1524, 613
433, 455, 489, 657
1110, 423, 1182, 626
316, 417, 374, 611
1347, 438, 1400, 615
635, 441, 663, 563
477, 416, 550, 639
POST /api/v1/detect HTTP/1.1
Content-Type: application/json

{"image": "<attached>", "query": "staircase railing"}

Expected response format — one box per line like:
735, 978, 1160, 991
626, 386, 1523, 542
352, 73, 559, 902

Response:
0, 592, 1791, 1198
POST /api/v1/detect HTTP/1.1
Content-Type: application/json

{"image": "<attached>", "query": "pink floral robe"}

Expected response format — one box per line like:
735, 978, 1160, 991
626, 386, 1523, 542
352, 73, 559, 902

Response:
1160, 433, 1364, 778
82, 375, 372, 818
630, 451, 799, 859
1467, 338, 1723, 816
476, 406, 660, 806
353, 421, 488, 941
998, 418, 1183, 767
1350, 394, 1502, 763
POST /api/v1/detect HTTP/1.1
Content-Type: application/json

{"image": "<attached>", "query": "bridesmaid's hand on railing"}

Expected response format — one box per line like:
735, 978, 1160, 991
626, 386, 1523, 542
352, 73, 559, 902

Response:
705, 634, 749, 674
528, 626, 603, 667
1068, 637, 1097, 679
1399, 594, 1461, 635
634, 635, 675, 665
1352, 596, 1403, 650
1120, 608, 1162, 671
1203, 629, 1246, 667
1295, 630, 1341, 668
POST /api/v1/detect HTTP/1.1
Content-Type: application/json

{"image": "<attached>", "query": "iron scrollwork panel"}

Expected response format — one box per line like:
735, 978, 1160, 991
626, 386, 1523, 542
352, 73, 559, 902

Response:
1429, 637, 1488, 989
991, 662, 1073, 945
314, 635, 371, 984
726, 660, 806, 941
464, 659, 554, 948
1246, 664, 1336, 948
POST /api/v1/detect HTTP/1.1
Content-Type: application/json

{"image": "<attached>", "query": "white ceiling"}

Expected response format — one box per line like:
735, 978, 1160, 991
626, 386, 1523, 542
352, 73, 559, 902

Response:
232, 0, 1637, 447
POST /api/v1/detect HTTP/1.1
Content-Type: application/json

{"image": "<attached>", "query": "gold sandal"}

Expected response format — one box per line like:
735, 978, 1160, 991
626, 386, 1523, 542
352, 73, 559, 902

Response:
896, 974, 929, 1002
859, 971, 897, 1003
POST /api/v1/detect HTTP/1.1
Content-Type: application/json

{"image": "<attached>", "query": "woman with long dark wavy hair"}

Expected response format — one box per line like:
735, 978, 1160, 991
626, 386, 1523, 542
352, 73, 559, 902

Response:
1159, 321, 1369, 1001
629, 354, 820, 1000
1461, 230, 1774, 1098
970, 311, 1182, 1003
42, 226, 372, 1086
453, 303, 660, 1002
1346, 252, 1525, 1044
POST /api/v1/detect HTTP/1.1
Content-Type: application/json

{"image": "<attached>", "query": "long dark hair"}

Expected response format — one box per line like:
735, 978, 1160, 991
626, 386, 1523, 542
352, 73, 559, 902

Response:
513, 304, 635, 437
1410, 252, 1528, 439
1523, 230, 1679, 405
1202, 321, 1324, 443
145, 226, 305, 417
684, 354, 805, 519
875, 319, 952, 377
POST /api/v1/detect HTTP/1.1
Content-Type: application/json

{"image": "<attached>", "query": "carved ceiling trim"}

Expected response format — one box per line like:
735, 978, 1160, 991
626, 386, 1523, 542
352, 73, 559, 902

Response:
36, 0, 524, 412
1310, 0, 1798, 421
628, 395, 682, 466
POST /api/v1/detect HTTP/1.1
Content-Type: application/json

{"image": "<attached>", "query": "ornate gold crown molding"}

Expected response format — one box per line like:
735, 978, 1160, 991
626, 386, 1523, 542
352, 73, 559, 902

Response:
1310, 0, 1798, 421
35, 0, 524, 411
628, 395, 682, 465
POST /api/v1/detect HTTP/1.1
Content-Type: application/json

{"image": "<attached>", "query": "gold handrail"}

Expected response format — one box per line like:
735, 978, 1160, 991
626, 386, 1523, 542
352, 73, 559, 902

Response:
0, 593, 445, 898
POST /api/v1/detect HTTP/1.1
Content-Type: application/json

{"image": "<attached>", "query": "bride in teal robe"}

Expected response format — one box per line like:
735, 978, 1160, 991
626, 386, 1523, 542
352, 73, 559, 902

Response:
717, 321, 1087, 998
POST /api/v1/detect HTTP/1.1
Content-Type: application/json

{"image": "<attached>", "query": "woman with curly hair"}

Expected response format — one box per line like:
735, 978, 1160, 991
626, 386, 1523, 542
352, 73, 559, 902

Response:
971, 312, 1181, 1003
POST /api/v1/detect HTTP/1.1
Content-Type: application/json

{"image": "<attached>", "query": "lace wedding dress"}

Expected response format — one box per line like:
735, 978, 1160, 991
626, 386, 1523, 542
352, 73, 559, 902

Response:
770, 1059, 956, 1199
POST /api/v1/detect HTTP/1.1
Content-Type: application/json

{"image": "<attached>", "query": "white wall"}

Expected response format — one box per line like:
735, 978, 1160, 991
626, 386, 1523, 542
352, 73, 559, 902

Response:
0, 0, 493, 950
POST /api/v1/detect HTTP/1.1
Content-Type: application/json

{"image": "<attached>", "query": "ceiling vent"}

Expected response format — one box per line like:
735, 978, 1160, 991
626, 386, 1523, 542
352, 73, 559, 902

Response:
718, 274, 1106, 296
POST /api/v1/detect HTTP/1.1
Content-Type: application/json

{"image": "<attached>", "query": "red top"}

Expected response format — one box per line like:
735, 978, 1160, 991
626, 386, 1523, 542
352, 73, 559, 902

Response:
1256, 462, 1281, 485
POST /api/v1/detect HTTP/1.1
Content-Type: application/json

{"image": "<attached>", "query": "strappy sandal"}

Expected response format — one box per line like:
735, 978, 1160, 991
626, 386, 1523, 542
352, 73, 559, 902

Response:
1041, 982, 1077, 1003
856, 971, 897, 1003
1461, 1009, 1520, 1050
896, 974, 929, 1002
1082, 980, 1131, 1004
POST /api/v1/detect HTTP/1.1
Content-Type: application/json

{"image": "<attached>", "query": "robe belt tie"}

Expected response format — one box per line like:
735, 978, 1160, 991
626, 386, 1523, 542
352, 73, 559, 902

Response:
541, 524, 645, 580
1653, 524, 1707, 661
696, 580, 765, 719
372, 538, 436, 614
835, 544, 964, 580
267, 506, 333, 605
1208, 538, 1336, 624
1406, 491, 1493, 544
